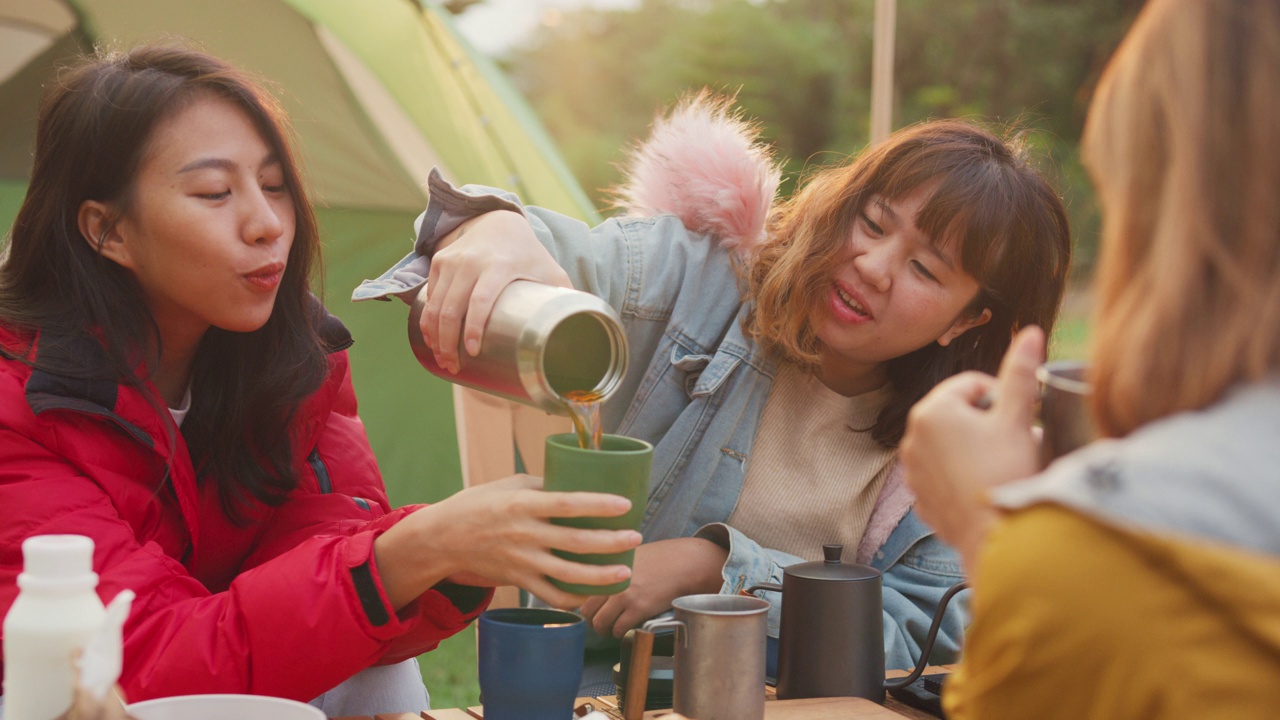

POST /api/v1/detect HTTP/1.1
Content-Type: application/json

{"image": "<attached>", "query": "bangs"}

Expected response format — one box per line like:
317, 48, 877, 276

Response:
876, 151, 1021, 291
747, 117, 1070, 447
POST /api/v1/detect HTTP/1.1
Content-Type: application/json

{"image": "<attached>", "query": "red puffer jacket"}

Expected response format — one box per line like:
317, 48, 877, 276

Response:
0, 307, 489, 702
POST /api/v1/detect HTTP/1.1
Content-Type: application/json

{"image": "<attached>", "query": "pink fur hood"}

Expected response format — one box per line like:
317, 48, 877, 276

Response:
610, 91, 783, 256
611, 92, 917, 560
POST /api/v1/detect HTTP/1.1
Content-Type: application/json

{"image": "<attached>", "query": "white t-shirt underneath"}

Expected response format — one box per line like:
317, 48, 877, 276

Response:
167, 385, 192, 428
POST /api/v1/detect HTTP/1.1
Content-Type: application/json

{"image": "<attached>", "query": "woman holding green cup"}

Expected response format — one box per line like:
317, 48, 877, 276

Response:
543, 433, 654, 596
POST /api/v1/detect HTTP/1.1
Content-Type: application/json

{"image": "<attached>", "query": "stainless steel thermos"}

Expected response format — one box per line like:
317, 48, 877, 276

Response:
408, 280, 629, 414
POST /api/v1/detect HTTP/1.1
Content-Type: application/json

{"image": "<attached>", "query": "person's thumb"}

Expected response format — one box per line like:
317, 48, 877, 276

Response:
995, 325, 1046, 426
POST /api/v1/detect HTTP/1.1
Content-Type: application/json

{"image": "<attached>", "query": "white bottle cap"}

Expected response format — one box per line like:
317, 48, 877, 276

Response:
18, 534, 98, 589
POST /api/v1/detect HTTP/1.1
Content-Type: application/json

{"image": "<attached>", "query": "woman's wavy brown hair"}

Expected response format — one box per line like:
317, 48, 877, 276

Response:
0, 45, 328, 521
748, 120, 1072, 447
1083, 0, 1280, 437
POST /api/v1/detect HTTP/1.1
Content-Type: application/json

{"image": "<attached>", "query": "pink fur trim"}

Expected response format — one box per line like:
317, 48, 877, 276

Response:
610, 91, 782, 255
857, 461, 916, 564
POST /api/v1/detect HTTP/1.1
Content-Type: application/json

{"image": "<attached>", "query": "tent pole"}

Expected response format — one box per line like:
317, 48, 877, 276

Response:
870, 0, 897, 145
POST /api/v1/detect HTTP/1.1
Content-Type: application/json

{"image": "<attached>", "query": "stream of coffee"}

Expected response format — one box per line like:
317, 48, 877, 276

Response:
563, 389, 604, 450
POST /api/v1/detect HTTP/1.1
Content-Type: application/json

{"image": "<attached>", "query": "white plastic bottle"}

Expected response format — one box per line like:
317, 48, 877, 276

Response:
3, 535, 106, 720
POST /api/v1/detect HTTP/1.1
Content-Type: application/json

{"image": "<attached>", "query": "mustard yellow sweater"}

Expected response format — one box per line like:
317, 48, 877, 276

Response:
945, 505, 1280, 719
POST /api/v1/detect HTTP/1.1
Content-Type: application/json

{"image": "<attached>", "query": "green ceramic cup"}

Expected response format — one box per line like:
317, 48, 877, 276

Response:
543, 433, 653, 595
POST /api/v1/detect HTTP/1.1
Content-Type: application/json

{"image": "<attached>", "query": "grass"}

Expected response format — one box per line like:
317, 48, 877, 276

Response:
419, 627, 481, 711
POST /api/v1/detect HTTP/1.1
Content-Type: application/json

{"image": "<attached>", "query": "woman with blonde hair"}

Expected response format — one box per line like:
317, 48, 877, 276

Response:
358, 97, 1072, 681
902, 0, 1280, 715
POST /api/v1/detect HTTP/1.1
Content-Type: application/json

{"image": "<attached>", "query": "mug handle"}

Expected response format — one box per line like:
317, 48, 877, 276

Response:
620, 629, 654, 720
623, 619, 685, 720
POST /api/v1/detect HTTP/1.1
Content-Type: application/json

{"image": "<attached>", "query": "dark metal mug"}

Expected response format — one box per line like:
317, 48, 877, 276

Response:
1036, 360, 1096, 467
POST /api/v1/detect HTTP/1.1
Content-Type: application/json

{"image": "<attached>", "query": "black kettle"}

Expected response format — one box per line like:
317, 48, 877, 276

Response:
749, 543, 967, 703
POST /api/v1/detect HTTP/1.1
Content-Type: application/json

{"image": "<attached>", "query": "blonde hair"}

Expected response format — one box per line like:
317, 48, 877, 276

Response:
1083, 0, 1280, 437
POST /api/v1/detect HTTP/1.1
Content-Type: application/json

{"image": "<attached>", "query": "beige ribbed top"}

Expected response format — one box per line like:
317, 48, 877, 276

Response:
728, 362, 895, 561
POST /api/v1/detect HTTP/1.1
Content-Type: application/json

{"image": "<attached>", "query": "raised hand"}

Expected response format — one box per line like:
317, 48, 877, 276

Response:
900, 326, 1046, 572
419, 210, 572, 374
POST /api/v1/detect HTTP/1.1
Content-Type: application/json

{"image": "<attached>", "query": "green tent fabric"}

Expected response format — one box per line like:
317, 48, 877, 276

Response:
0, 0, 601, 507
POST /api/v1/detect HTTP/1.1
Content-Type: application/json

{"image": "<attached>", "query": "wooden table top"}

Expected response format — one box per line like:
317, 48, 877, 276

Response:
333, 666, 955, 720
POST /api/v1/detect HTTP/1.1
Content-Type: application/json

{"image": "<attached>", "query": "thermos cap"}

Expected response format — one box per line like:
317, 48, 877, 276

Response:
18, 534, 97, 588
784, 543, 880, 582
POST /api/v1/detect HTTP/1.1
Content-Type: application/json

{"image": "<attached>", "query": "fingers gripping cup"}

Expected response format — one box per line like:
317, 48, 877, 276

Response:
411, 279, 649, 593
543, 433, 653, 595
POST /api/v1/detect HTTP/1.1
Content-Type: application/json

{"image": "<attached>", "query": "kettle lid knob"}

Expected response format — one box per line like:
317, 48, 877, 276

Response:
788, 540, 880, 579
786, 544, 880, 582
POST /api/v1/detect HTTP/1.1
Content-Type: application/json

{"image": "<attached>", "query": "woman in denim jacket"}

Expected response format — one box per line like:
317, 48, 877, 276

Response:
355, 96, 1072, 672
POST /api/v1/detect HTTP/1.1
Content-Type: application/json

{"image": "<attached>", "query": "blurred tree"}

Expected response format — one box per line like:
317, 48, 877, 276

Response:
896, 1, 1131, 135
486, 0, 1143, 273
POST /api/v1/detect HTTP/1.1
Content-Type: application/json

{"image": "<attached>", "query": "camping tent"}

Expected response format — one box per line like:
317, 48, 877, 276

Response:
0, 0, 600, 504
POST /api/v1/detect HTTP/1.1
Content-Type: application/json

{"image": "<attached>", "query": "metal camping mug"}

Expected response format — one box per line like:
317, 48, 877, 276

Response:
408, 280, 629, 414
624, 595, 768, 720
1036, 360, 1096, 467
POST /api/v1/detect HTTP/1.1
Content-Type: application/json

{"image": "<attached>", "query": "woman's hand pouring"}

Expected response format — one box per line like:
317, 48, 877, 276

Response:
419, 210, 573, 374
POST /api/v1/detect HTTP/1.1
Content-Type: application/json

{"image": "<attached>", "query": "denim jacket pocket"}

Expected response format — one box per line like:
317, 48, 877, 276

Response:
671, 345, 712, 397
669, 344, 741, 398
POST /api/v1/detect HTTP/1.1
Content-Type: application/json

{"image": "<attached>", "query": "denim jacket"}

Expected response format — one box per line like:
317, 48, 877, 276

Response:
354, 169, 969, 670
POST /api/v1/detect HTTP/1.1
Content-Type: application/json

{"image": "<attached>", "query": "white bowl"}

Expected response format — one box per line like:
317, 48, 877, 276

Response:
126, 693, 324, 720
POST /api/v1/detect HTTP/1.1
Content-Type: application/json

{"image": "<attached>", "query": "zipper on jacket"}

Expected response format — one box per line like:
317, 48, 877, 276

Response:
307, 448, 332, 494
307, 448, 373, 511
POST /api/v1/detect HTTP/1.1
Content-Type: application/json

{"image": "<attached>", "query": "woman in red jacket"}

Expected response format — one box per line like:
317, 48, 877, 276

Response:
0, 45, 640, 715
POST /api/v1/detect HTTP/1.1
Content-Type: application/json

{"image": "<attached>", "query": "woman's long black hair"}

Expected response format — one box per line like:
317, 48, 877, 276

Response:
0, 45, 329, 521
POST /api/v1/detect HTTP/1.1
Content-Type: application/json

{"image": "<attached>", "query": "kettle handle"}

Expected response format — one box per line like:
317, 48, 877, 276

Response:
744, 582, 782, 595
884, 580, 969, 691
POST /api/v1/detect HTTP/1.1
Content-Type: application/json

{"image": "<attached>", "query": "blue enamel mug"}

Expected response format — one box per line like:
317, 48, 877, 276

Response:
477, 608, 586, 720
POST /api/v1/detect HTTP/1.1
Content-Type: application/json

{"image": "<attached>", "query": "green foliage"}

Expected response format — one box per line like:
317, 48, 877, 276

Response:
894, 0, 1136, 139
498, 0, 1141, 275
